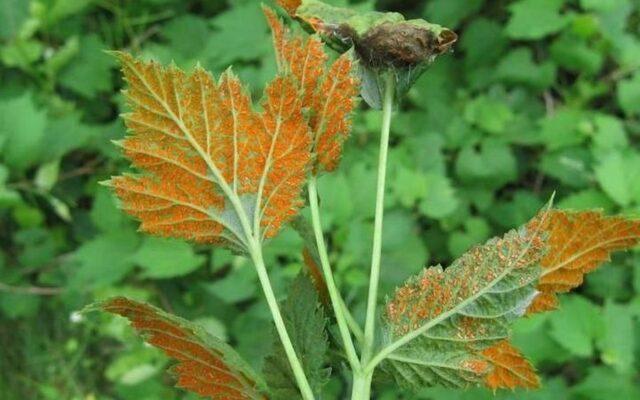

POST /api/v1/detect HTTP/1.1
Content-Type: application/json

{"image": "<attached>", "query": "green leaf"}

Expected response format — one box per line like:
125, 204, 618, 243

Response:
495, 48, 556, 90
539, 109, 588, 150
594, 151, 640, 207
571, 367, 640, 400
206, 263, 258, 304
0, 92, 47, 171
460, 18, 508, 67
617, 72, 640, 116
381, 214, 546, 389
550, 33, 604, 75
423, 0, 484, 30
0, 0, 29, 40
205, 3, 270, 67
591, 114, 628, 150
263, 274, 329, 399
447, 217, 490, 258
506, 0, 569, 40
90, 187, 130, 233
59, 34, 114, 98
70, 230, 141, 288
455, 139, 518, 189
597, 301, 635, 372
418, 173, 460, 220
548, 296, 605, 357
464, 96, 514, 135
131, 237, 205, 279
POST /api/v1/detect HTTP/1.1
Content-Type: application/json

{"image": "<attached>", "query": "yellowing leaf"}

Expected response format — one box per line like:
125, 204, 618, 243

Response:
109, 52, 311, 250
482, 341, 539, 390
527, 210, 640, 313
265, 8, 359, 173
93, 297, 266, 399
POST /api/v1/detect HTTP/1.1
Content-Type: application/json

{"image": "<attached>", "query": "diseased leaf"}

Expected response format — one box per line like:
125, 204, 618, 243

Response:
90, 297, 266, 400
481, 340, 539, 390
381, 210, 548, 389
527, 210, 640, 314
108, 52, 312, 251
265, 7, 359, 173
263, 274, 329, 399
277, 0, 302, 15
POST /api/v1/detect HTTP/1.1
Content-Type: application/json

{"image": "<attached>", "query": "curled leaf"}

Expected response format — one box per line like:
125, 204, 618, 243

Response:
109, 52, 311, 251
265, 7, 359, 173
90, 297, 266, 400
527, 210, 640, 314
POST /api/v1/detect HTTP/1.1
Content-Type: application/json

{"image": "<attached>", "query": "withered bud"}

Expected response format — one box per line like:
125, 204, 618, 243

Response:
356, 22, 458, 68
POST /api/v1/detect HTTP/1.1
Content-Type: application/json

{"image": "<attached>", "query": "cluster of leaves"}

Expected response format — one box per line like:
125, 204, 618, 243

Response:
1, 0, 640, 399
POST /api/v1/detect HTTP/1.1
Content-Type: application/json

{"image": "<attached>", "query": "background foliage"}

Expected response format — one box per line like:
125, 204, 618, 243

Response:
1, 0, 640, 398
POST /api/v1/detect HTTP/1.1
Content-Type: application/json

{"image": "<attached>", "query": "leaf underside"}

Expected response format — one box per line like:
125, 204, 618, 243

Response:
263, 274, 330, 399
382, 209, 640, 391
93, 297, 265, 400
109, 52, 311, 251
382, 214, 547, 389
265, 6, 359, 173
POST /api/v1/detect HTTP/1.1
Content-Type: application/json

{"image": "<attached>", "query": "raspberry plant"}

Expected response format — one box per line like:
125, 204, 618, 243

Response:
87, 1, 640, 399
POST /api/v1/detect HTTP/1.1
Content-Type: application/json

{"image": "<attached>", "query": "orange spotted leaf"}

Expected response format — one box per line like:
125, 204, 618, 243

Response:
265, 8, 359, 173
381, 212, 549, 389
90, 297, 266, 399
482, 341, 540, 390
527, 210, 640, 314
109, 52, 311, 251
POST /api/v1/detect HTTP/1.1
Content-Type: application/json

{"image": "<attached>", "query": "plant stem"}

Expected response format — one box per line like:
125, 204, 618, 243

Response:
350, 372, 373, 400
362, 72, 396, 364
249, 241, 316, 400
308, 177, 361, 371
339, 296, 364, 344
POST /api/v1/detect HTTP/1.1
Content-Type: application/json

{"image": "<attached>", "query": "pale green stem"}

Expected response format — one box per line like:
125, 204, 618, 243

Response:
249, 241, 316, 400
350, 372, 373, 400
362, 73, 396, 364
308, 177, 362, 372
339, 296, 364, 345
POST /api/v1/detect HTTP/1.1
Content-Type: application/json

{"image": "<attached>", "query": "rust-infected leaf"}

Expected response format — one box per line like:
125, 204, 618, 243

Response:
93, 297, 266, 400
382, 215, 548, 389
265, 7, 359, 173
482, 341, 540, 390
109, 52, 311, 250
527, 210, 640, 314
277, 0, 301, 15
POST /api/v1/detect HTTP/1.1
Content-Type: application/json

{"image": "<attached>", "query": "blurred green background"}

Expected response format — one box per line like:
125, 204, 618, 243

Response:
1, 0, 640, 399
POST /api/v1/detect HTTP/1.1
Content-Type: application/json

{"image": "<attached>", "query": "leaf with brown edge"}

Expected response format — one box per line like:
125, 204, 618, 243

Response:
481, 341, 539, 390
108, 52, 312, 252
87, 297, 267, 400
265, 7, 359, 173
526, 210, 640, 314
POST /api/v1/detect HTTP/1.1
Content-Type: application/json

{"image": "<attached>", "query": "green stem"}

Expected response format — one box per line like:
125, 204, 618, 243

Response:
362, 72, 396, 364
249, 241, 316, 400
339, 296, 364, 345
350, 372, 373, 400
308, 177, 361, 371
